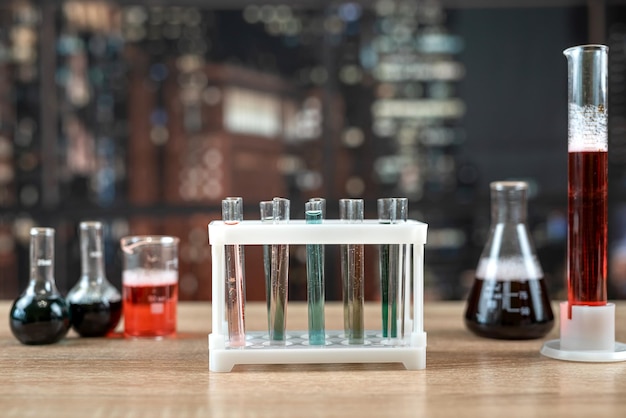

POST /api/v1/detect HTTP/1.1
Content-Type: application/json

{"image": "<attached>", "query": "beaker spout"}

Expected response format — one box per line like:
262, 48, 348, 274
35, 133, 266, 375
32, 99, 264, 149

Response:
120, 236, 179, 255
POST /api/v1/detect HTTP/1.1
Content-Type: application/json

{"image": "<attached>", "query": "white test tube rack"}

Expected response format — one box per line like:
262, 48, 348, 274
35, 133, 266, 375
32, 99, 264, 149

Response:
208, 219, 428, 372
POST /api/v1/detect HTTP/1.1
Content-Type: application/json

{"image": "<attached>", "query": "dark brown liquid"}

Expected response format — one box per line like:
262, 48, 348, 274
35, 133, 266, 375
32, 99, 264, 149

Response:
568, 151, 608, 306
465, 278, 554, 340
70, 300, 122, 337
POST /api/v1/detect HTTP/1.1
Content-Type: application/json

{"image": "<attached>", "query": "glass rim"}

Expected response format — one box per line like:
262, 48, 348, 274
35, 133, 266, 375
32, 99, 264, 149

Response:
120, 235, 180, 254
563, 44, 608, 55
490, 180, 527, 191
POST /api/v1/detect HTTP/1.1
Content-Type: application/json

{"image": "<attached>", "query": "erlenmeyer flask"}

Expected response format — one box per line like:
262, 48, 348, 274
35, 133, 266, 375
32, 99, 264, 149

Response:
465, 181, 554, 339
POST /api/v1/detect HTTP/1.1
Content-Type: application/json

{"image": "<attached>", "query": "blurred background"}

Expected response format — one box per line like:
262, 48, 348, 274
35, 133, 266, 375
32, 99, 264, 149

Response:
1, 0, 626, 303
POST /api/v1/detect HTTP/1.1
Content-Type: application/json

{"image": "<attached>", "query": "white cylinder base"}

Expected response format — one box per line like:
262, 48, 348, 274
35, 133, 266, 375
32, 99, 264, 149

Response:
541, 302, 626, 362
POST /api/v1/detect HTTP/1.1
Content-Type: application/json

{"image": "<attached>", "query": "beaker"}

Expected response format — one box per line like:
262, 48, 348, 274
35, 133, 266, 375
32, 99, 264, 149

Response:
120, 235, 179, 338
465, 181, 554, 339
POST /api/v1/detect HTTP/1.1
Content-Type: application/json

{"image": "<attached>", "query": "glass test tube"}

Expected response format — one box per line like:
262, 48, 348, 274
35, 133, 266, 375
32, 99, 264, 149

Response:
305, 199, 325, 345
396, 198, 410, 340
564, 45, 608, 310
340, 199, 364, 344
269, 197, 290, 343
378, 198, 397, 339
377, 198, 409, 341
222, 197, 246, 347
259, 200, 273, 331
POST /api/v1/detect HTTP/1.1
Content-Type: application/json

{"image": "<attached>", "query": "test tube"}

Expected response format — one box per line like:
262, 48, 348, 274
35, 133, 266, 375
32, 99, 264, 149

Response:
269, 197, 290, 343
340, 198, 364, 344
378, 198, 398, 339
305, 199, 325, 345
564, 45, 608, 310
396, 198, 410, 340
222, 197, 246, 347
377, 198, 409, 341
259, 200, 273, 330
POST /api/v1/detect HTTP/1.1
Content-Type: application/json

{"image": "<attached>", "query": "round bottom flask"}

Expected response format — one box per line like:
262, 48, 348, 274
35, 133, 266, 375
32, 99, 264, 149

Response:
67, 221, 122, 337
464, 181, 554, 340
10, 228, 70, 345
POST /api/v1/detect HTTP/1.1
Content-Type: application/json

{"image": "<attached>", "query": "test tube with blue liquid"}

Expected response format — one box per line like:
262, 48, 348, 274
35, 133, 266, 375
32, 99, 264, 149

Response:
305, 198, 326, 345
222, 197, 246, 347
340, 198, 364, 344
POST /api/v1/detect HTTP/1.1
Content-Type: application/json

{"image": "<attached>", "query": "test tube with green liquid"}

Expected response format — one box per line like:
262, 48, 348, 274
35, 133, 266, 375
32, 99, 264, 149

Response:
340, 198, 364, 344
305, 199, 325, 345
378, 198, 408, 341
378, 198, 397, 339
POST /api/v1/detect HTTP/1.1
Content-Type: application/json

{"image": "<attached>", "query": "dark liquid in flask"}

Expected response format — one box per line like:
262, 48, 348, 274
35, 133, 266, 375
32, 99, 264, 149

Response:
464, 278, 554, 340
70, 300, 122, 337
10, 294, 71, 345
568, 151, 608, 306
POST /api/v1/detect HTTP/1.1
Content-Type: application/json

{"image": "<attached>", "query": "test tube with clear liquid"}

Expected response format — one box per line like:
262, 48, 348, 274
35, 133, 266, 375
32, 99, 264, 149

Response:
222, 197, 246, 347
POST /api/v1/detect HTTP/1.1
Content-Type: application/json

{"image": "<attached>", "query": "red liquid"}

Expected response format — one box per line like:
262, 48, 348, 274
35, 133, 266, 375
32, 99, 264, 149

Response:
568, 151, 608, 308
123, 283, 177, 337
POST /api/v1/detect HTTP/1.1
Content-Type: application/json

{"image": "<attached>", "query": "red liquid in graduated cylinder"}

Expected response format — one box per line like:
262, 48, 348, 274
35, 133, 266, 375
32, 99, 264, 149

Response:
568, 151, 608, 308
123, 270, 177, 337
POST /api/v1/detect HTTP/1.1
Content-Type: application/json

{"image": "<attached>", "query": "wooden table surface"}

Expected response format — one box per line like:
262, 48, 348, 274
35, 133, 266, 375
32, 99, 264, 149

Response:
1, 300, 626, 417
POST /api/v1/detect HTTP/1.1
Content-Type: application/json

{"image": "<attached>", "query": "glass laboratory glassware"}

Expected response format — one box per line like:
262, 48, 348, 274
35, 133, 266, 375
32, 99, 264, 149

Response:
465, 181, 554, 339
120, 235, 179, 338
9, 227, 71, 345
565, 45, 608, 309
340, 198, 364, 344
541, 44, 626, 361
260, 200, 273, 330
268, 197, 290, 343
305, 199, 325, 345
222, 197, 246, 347
67, 221, 122, 337
378, 198, 408, 341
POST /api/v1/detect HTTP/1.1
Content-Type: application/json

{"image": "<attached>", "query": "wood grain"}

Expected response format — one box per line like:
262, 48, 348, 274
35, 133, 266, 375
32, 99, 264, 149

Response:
1, 301, 625, 417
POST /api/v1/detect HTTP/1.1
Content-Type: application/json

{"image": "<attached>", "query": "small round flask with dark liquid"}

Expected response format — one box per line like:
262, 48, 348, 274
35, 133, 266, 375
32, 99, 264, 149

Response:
10, 227, 71, 345
67, 221, 122, 337
464, 181, 554, 339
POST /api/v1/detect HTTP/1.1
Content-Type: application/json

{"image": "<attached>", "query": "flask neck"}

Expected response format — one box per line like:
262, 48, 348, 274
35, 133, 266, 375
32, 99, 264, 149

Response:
28, 228, 57, 293
491, 186, 527, 224
80, 223, 106, 284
